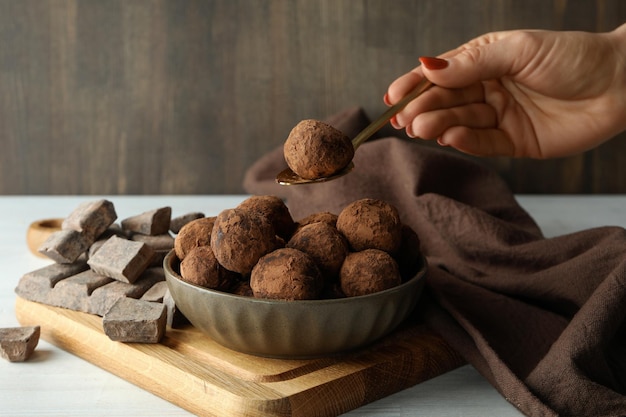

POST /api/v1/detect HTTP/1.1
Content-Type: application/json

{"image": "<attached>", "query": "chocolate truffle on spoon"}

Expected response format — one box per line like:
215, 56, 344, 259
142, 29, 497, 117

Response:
283, 119, 354, 181
276, 78, 433, 185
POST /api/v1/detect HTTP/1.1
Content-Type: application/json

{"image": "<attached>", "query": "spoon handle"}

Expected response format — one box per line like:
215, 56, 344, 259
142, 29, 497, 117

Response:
351, 78, 433, 150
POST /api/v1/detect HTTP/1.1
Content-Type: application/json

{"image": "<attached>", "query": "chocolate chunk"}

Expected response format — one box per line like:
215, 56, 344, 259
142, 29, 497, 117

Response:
38, 229, 91, 264
53, 269, 114, 312
140, 281, 168, 303
0, 326, 40, 362
15, 262, 89, 295
130, 233, 174, 251
15, 263, 99, 311
130, 233, 175, 267
87, 235, 155, 283
121, 207, 172, 236
62, 199, 117, 240
88, 267, 165, 316
102, 298, 167, 343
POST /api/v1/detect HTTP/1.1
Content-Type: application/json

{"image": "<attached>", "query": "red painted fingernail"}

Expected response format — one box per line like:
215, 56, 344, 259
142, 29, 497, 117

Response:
390, 115, 399, 129
383, 93, 391, 106
419, 56, 449, 70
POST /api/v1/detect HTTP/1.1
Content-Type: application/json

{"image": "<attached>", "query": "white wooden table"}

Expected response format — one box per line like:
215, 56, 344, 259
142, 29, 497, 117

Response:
1, 195, 623, 417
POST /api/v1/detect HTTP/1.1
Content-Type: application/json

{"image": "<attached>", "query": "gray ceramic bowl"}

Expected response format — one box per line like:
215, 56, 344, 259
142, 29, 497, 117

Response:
163, 250, 427, 358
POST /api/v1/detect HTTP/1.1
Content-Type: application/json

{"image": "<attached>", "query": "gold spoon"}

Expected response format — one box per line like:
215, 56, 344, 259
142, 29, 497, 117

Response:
276, 78, 434, 185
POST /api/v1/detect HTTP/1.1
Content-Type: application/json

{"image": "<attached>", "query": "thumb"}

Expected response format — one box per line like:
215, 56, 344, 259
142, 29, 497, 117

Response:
420, 39, 521, 89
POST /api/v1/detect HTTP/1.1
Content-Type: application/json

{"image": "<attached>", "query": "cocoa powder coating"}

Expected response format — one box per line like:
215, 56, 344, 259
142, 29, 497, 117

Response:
340, 249, 401, 297
237, 195, 296, 240
336, 198, 402, 253
230, 280, 254, 297
295, 211, 338, 233
283, 119, 354, 180
174, 216, 216, 260
250, 248, 323, 300
211, 208, 279, 275
180, 246, 238, 291
287, 222, 348, 279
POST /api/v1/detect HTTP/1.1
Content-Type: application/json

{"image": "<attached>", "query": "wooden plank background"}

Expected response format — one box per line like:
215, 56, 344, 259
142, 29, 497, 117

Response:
1, 0, 625, 195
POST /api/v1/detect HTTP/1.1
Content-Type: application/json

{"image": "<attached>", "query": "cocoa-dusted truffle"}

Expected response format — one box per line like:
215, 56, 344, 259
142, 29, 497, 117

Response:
295, 211, 338, 233
174, 217, 216, 260
250, 248, 323, 300
230, 280, 254, 297
340, 249, 401, 297
211, 208, 279, 275
180, 246, 238, 291
283, 119, 354, 180
336, 198, 402, 254
237, 195, 296, 240
287, 222, 348, 279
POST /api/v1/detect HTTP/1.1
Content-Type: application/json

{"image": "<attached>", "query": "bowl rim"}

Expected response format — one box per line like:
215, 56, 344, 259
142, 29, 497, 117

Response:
163, 249, 427, 305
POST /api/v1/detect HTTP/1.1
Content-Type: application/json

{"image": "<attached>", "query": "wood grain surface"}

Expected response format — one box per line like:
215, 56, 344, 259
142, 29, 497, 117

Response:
1, 0, 625, 195
15, 296, 465, 417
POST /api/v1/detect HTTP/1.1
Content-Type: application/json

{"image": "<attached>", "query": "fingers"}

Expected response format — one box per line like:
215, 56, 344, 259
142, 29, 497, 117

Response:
405, 102, 497, 140
385, 30, 518, 106
385, 69, 424, 106
393, 83, 485, 129
438, 126, 516, 157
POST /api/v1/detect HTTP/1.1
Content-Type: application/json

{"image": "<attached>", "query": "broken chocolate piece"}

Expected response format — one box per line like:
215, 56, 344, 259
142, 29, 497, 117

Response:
140, 281, 168, 303
62, 199, 117, 240
0, 326, 40, 362
38, 229, 91, 264
53, 269, 114, 312
87, 235, 155, 284
102, 298, 167, 343
88, 267, 165, 316
121, 207, 172, 236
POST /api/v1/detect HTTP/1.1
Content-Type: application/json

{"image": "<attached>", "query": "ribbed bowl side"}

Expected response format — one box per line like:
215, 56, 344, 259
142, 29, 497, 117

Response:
164, 251, 426, 359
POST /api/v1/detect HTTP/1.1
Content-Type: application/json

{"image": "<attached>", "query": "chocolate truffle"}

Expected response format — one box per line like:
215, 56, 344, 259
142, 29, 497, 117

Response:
174, 216, 216, 260
340, 249, 401, 297
211, 208, 279, 275
180, 246, 238, 291
237, 195, 296, 240
336, 198, 402, 254
287, 222, 348, 279
230, 280, 254, 297
250, 248, 323, 300
283, 119, 354, 180
295, 211, 338, 233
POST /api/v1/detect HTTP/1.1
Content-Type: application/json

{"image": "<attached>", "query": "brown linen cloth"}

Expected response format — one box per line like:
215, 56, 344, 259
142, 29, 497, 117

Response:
243, 107, 626, 417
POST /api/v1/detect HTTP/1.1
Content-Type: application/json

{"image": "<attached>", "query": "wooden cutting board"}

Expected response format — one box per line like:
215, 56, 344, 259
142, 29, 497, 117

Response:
15, 296, 464, 417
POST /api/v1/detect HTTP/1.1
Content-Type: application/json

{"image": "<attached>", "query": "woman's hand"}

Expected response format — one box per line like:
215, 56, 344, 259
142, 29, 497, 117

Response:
385, 23, 626, 158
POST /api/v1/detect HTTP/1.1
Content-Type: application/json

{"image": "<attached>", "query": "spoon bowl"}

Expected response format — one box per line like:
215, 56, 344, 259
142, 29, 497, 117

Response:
276, 162, 354, 186
276, 78, 433, 185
